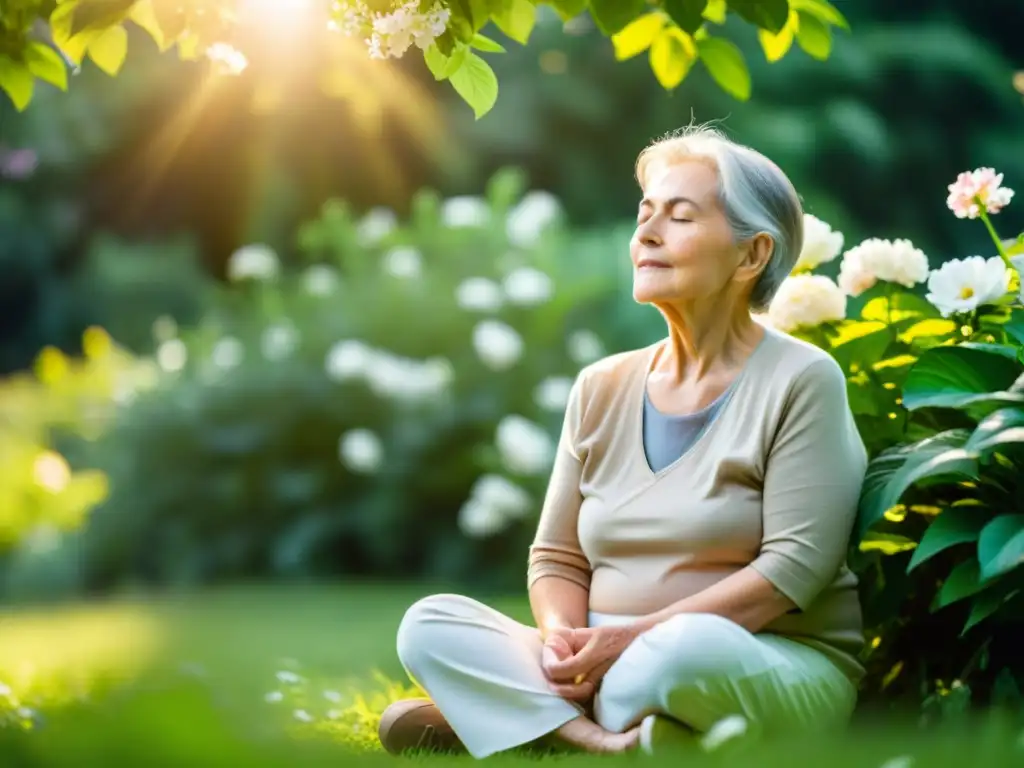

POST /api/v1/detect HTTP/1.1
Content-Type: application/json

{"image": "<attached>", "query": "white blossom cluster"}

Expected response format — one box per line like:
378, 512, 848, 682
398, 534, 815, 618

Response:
331, 0, 450, 59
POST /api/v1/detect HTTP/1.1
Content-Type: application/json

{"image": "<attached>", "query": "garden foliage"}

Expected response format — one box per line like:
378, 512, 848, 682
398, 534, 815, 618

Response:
0, 0, 847, 115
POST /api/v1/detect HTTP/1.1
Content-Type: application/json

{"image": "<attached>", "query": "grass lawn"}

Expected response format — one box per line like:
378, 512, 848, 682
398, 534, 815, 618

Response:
0, 582, 1021, 767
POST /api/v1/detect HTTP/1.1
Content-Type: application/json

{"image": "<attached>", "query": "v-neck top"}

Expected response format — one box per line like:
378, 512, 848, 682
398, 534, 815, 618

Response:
642, 381, 732, 473
527, 327, 868, 683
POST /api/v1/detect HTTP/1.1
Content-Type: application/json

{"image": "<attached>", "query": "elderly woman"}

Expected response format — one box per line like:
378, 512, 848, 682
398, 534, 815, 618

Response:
378, 127, 867, 758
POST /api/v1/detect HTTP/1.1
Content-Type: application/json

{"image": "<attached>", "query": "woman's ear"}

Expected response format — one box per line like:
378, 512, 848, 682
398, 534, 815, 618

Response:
736, 233, 774, 284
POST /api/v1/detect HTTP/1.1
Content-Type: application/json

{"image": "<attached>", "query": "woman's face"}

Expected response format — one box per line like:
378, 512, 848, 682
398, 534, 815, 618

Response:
630, 159, 745, 307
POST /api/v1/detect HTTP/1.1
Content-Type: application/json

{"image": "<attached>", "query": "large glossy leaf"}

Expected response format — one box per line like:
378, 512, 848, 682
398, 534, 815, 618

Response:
857, 430, 978, 539
449, 51, 498, 119
795, 11, 831, 59
963, 583, 1019, 634
935, 559, 987, 609
907, 507, 990, 572
965, 407, 1024, 455
902, 346, 1024, 411
977, 514, 1024, 580
649, 27, 695, 88
695, 36, 750, 100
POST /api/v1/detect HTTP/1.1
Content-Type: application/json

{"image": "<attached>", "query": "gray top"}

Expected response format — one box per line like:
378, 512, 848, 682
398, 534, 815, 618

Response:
642, 384, 731, 473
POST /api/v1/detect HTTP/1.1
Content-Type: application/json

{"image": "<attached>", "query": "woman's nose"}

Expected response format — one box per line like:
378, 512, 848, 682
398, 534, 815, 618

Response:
638, 226, 662, 247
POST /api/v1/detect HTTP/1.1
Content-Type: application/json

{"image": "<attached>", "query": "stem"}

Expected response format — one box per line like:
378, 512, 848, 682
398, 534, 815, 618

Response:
977, 206, 1014, 270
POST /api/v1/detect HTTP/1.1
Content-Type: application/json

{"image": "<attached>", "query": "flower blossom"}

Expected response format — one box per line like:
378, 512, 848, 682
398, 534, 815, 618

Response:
472, 320, 523, 370
794, 214, 844, 272
946, 168, 1014, 219
334, 1, 450, 59
767, 275, 846, 333
837, 238, 929, 296
925, 256, 1011, 317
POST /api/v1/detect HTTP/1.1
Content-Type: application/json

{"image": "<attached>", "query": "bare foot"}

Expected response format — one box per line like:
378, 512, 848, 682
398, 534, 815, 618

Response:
555, 716, 641, 754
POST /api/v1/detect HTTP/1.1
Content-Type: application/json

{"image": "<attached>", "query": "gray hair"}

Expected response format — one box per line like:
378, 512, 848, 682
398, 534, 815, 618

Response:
634, 126, 803, 311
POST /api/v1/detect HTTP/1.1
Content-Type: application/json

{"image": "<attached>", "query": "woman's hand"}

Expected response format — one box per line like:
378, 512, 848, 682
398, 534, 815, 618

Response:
541, 624, 642, 700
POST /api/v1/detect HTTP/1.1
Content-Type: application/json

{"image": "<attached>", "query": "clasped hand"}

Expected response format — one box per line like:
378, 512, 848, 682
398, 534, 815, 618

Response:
540, 624, 641, 702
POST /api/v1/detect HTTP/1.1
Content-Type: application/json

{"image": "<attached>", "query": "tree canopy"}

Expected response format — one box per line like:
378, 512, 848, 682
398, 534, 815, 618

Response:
0, 0, 848, 116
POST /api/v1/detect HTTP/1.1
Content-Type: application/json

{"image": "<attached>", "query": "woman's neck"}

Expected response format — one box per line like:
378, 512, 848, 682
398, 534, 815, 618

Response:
655, 301, 764, 383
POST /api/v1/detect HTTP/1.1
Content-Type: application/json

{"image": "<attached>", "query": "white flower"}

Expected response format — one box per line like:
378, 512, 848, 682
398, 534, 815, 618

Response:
458, 498, 510, 538
261, 323, 299, 361
456, 277, 504, 312
357, 207, 397, 245
152, 315, 178, 342
469, 474, 532, 518
206, 43, 248, 75
472, 321, 523, 370
275, 670, 302, 685
925, 256, 1011, 317
364, 352, 451, 402
227, 244, 279, 282
534, 376, 574, 411
837, 238, 930, 296
496, 415, 554, 475
157, 339, 188, 372
795, 214, 844, 272
293, 709, 314, 723
442, 196, 490, 228
567, 329, 604, 364
302, 264, 339, 296
212, 337, 244, 370
323, 690, 343, 703
340, 0, 450, 59
383, 246, 422, 279
503, 267, 553, 306
265, 690, 284, 703
326, 340, 374, 381
339, 429, 383, 473
947, 167, 1014, 219
0, 682, 12, 698
700, 714, 748, 752
506, 191, 562, 248
767, 275, 846, 333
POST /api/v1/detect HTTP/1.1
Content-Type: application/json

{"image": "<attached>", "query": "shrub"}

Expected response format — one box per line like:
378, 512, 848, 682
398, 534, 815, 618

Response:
765, 167, 1024, 714
79, 170, 637, 592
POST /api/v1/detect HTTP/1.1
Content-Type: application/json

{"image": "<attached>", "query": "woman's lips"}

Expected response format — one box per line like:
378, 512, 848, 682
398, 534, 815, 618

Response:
636, 258, 671, 269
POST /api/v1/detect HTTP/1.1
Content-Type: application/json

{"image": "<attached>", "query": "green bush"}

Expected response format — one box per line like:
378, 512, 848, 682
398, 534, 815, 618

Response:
79, 170, 641, 592
763, 167, 1024, 715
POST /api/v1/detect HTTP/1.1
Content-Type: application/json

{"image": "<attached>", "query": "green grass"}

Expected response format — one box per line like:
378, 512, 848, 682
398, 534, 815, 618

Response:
0, 583, 1021, 766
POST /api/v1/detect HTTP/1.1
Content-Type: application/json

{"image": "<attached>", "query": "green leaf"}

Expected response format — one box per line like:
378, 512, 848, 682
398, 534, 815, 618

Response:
449, 51, 499, 119
129, 0, 170, 50
589, 0, 648, 35
545, 0, 588, 21
71, 0, 139, 36
977, 514, 1024, 580
859, 532, 917, 555
648, 27, 694, 88
1004, 308, 1024, 345
0, 55, 34, 111
50, 1, 99, 65
727, 0, 789, 34
24, 43, 69, 91
471, 34, 506, 53
424, 44, 468, 80
861, 291, 938, 323
702, 0, 726, 23
908, 508, 989, 572
790, 0, 849, 30
902, 346, 1024, 411
965, 407, 1024, 455
857, 430, 977, 539
88, 24, 129, 76
830, 324, 893, 371
492, 0, 536, 44
758, 15, 795, 62
696, 36, 750, 100
662, 0, 709, 34
935, 559, 988, 609
963, 584, 1018, 634
795, 9, 832, 58
611, 12, 667, 60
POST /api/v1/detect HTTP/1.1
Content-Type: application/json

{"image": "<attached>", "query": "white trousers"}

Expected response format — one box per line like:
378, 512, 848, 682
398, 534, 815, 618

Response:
396, 594, 857, 759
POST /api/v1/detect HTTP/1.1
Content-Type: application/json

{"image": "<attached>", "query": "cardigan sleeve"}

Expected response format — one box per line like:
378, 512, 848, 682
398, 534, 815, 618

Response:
527, 372, 592, 591
749, 357, 867, 610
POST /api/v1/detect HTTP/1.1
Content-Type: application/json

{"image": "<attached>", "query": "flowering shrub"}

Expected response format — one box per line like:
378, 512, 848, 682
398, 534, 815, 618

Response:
1, 1, 847, 115
765, 167, 1024, 713
77, 170, 623, 590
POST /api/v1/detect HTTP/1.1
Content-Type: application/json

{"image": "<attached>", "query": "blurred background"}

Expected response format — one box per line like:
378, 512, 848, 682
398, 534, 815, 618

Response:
1, 0, 1024, 751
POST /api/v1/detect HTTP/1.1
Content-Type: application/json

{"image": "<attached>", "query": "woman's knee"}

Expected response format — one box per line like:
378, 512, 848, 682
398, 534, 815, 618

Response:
395, 593, 480, 671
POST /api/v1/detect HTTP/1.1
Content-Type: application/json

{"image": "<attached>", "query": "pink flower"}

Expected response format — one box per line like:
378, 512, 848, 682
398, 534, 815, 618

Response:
946, 168, 1014, 219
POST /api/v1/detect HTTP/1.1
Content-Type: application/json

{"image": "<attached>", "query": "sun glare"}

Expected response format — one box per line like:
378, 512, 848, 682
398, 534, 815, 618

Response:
239, 0, 320, 32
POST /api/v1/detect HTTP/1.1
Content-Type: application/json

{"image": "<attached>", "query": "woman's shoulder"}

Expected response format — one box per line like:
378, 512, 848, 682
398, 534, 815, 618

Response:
575, 343, 658, 392
757, 327, 845, 387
